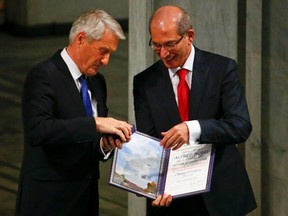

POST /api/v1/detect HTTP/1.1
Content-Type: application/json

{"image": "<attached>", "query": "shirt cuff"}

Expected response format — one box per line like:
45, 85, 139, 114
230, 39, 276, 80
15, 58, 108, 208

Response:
102, 148, 113, 160
100, 137, 113, 160
184, 120, 201, 145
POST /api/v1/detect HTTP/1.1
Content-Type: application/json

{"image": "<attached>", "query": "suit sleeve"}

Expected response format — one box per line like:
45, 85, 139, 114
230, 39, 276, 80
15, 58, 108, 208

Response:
133, 74, 159, 137
198, 59, 252, 144
22, 64, 101, 147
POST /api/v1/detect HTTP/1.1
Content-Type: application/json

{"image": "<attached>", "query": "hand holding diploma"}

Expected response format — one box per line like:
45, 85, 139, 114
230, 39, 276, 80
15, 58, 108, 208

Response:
152, 193, 173, 207
152, 123, 189, 207
95, 117, 133, 141
95, 117, 133, 150
160, 122, 189, 151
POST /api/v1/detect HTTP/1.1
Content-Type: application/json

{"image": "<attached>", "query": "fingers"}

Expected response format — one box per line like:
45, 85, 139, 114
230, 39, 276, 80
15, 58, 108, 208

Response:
151, 195, 162, 206
102, 135, 124, 150
163, 194, 172, 206
115, 123, 133, 142
152, 194, 172, 207
113, 137, 124, 149
95, 117, 133, 142
160, 122, 189, 150
116, 121, 132, 140
101, 136, 114, 152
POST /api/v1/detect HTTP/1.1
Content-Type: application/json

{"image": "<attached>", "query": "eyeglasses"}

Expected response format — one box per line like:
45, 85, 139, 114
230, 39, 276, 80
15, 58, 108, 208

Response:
149, 35, 184, 51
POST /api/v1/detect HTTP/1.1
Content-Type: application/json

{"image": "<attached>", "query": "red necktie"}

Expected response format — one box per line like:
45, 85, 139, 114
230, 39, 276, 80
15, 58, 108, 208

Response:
177, 69, 189, 121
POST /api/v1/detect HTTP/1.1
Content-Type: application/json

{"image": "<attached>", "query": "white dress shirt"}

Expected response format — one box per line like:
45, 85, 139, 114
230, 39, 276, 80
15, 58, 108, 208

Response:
60, 48, 98, 117
168, 45, 201, 144
60, 48, 112, 158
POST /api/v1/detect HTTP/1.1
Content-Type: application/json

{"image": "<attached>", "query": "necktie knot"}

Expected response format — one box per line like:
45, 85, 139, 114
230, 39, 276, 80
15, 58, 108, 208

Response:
79, 75, 87, 86
177, 68, 187, 81
79, 75, 85, 81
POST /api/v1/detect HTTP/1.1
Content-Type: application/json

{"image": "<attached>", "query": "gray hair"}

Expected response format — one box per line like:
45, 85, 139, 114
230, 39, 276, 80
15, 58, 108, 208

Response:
69, 9, 125, 43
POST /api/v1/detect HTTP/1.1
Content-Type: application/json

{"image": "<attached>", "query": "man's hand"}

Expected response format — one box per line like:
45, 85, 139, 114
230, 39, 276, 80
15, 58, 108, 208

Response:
160, 122, 189, 150
102, 134, 126, 150
152, 194, 172, 207
95, 117, 133, 143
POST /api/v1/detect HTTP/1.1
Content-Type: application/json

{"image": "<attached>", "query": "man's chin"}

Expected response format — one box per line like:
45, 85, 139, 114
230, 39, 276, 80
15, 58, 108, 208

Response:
87, 68, 99, 76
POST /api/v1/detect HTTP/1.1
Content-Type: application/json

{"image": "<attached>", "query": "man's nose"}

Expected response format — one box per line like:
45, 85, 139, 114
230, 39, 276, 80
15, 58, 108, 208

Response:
101, 53, 111, 65
159, 47, 169, 59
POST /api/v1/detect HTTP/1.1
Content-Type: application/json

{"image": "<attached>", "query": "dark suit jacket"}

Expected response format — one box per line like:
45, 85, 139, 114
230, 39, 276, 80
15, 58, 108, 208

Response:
15, 51, 108, 216
133, 47, 257, 216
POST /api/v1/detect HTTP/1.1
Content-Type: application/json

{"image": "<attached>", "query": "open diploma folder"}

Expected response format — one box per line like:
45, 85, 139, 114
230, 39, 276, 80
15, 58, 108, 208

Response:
109, 131, 215, 199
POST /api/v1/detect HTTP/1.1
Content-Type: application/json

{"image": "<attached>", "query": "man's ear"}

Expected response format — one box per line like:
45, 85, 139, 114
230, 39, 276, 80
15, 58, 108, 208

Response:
76, 32, 86, 45
186, 29, 195, 43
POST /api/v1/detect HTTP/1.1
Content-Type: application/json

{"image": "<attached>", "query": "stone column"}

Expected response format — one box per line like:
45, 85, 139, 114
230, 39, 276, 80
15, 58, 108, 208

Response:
189, 0, 238, 58
244, 1, 262, 215
128, 0, 154, 215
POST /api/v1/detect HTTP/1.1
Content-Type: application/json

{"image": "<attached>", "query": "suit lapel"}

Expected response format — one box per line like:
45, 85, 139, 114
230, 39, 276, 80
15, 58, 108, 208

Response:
53, 51, 87, 116
160, 65, 180, 124
189, 48, 209, 119
87, 75, 108, 117
151, 53, 209, 125
146, 62, 181, 130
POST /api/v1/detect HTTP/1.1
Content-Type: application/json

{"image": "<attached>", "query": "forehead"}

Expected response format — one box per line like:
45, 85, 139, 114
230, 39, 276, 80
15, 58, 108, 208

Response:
150, 15, 179, 40
150, 24, 179, 42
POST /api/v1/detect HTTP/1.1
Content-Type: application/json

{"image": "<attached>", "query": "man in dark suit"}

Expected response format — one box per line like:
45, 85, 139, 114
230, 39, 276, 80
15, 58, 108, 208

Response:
133, 5, 257, 216
15, 9, 132, 216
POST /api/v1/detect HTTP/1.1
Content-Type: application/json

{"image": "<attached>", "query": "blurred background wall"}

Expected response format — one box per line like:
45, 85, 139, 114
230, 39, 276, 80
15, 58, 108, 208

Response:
0, 0, 287, 216
3, 0, 128, 35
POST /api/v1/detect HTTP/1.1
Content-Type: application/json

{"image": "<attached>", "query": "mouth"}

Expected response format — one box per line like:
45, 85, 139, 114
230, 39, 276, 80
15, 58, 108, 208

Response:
164, 51, 177, 60
162, 55, 177, 64
165, 57, 174, 62
91, 64, 100, 71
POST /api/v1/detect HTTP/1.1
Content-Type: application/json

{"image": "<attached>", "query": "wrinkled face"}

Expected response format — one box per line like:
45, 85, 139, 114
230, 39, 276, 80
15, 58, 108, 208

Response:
150, 21, 194, 69
76, 29, 119, 76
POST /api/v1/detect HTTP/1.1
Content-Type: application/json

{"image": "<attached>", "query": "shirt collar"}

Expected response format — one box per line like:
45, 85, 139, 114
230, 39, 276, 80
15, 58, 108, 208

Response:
60, 48, 82, 81
169, 44, 195, 77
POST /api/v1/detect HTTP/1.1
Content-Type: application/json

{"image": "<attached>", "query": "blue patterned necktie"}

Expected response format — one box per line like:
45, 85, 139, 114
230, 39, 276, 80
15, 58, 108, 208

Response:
79, 75, 93, 117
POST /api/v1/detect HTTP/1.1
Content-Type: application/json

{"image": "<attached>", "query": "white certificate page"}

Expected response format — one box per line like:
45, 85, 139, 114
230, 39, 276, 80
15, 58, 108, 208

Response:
164, 143, 213, 197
